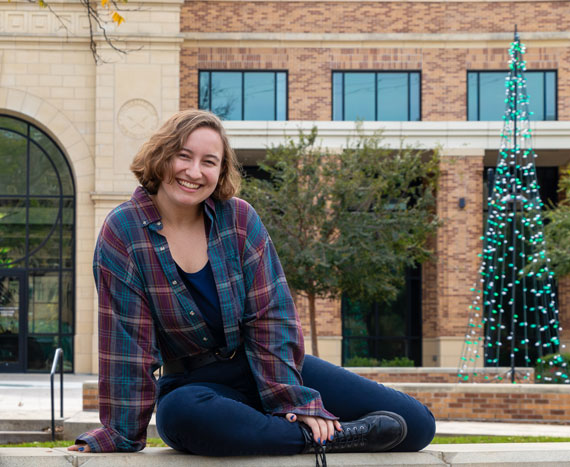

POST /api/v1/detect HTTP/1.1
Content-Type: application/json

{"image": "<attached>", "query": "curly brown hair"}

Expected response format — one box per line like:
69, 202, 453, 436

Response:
130, 109, 241, 200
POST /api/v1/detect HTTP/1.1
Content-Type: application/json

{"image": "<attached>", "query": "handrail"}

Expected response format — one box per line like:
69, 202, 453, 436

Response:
50, 348, 64, 442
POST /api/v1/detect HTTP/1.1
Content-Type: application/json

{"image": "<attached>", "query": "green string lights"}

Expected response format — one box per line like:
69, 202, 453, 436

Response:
457, 30, 566, 384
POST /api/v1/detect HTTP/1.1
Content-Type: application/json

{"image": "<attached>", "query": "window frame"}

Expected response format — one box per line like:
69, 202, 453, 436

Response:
467, 70, 558, 121
331, 70, 422, 122
198, 70, 289, 121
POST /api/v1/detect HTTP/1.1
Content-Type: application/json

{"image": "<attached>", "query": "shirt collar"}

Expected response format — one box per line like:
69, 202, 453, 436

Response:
132, 186, 218, 228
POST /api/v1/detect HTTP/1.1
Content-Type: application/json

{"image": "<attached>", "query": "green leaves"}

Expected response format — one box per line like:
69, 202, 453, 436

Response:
240, 127, 440, 306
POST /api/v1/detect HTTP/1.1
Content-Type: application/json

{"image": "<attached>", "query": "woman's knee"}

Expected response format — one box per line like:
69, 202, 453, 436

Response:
395, 404, 436, 452
156, 385, 218, 453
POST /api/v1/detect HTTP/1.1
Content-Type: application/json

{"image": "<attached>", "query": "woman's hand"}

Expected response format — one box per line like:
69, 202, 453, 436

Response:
286, 413, 342, 445
67, 442, 91, 452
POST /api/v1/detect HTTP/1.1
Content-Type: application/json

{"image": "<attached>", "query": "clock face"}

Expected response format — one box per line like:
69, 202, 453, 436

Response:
117, 99, 159, 139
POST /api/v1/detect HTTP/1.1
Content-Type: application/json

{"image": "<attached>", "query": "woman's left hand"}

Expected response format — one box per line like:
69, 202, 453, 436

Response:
286, 413, 342, 445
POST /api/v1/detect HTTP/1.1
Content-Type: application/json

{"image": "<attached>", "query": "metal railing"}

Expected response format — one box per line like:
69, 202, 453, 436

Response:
50, 348, 64, 441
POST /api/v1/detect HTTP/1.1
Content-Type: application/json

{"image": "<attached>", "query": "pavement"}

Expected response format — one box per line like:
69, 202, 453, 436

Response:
2, 372, 570, 440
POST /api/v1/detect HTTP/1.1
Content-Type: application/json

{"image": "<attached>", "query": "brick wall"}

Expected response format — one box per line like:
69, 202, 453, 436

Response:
422, 156, 484, 339
182, 2, 570, 35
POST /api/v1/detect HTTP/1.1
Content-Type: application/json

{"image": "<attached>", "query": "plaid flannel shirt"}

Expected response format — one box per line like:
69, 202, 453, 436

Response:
77, 186, 335, 452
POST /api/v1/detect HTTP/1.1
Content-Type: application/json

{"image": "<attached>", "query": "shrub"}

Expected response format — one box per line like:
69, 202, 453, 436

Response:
379, 356, 415, 367
535, 353, 570, 384
345, 356, 380, 367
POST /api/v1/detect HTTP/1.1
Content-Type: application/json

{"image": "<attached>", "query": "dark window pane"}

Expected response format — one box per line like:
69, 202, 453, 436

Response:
526, 72, 545, 121
377, 73, 409, 121
60, 335, 73, 371
27, 334, 57, 371
29, 143, 61, 196
211, 72, 242, 120
62, 199, 74, 269
467, 73, 479, 120
28, 198, 60, 269
344, 73, 375, 121
332, 73, 343, 120
244, 73, 275, 120
61, 273, 73, 334
276, 72, 287, 120
0, 276, 20, 364
29, 129, 74, 196
28, 272, 59, 334
0, 116, 27, 135
199, 71, 211, 110
410, 73, 421, 121
545, 72, 556, 120
478, 73, 506, 120
0, 129, 27, 196
0, 199, 26, 266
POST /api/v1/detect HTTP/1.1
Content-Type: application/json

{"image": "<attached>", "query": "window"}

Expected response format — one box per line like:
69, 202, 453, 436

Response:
468, 71, 557, 121
332, 71, 420, 121
341, 265, 422, 366
0, 115, 75, 373
199, 71, 287, 121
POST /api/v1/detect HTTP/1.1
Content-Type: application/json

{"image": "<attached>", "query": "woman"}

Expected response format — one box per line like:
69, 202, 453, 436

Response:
68, 109, 435, 461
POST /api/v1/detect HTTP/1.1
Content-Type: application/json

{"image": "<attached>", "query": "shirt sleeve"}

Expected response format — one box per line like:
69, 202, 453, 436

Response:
240, 203, 336, 420
75, 217, 161, 452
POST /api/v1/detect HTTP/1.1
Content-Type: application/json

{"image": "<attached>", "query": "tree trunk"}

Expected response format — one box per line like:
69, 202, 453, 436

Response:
308, 292, 319, 358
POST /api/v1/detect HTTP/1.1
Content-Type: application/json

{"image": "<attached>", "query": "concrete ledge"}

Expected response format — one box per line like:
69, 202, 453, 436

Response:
1, 444, 570, 466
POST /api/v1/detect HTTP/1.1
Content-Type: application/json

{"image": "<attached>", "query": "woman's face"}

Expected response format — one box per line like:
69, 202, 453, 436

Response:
157, 127, 224, 211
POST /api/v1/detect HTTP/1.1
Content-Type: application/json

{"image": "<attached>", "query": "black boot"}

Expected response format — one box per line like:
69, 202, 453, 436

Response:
301, 410, 407, 455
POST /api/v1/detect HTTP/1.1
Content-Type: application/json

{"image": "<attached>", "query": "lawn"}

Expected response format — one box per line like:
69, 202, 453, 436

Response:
2, 436, 570, 448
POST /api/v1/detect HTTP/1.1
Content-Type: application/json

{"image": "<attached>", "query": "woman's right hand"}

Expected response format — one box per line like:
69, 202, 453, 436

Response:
67, 442, 91, 452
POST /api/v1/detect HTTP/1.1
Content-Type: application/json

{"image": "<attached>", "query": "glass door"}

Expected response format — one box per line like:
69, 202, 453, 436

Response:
0, 273, 25, 371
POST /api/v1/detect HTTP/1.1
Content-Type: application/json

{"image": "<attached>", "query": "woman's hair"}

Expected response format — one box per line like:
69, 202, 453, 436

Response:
130, 109, 241, 200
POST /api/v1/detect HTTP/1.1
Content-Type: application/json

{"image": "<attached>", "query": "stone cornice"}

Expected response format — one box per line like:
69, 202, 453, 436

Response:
224, 121, 570, 153
182, 31, 570, 48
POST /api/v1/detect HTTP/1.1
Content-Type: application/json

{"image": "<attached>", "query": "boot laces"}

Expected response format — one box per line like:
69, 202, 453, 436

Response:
313, 442, 327, 467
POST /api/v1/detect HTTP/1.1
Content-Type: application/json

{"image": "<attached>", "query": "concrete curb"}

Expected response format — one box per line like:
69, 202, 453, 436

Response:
1, 444, 570, 466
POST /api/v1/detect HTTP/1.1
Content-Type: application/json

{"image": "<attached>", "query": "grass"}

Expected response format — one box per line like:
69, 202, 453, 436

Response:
2, 436, 570, 448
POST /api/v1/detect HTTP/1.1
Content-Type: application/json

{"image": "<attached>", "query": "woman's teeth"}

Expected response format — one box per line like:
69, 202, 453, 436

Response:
178, 180, 199, 189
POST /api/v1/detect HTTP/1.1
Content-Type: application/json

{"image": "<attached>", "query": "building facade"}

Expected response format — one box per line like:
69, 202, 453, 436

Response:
0, 0, 568, 373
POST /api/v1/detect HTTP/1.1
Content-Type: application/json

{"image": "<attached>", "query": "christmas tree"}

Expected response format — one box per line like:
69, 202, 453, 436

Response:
457, 29, 566, 384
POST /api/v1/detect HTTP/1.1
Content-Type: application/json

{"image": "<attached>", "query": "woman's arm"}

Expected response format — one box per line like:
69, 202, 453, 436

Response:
71, 216, 161, 452
239, 201, 337, 421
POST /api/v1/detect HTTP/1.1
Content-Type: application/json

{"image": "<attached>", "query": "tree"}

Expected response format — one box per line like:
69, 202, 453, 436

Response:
28, 0, 130, 64
240, 127, 440, 357
542, 168, 570, 278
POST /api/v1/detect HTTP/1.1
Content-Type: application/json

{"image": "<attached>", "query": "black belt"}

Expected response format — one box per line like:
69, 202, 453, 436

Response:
163, 345, 243, 375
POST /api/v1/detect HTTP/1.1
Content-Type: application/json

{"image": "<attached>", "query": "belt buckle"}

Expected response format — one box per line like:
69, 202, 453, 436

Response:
214, 348, 237, 361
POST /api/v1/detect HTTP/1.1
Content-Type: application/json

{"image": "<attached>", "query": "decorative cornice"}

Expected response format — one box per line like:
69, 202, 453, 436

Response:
223, 121, 570, 154
182, 31, 570, 48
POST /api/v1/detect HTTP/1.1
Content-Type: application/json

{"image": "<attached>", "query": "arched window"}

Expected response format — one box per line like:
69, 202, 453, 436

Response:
0, 115, 75, 372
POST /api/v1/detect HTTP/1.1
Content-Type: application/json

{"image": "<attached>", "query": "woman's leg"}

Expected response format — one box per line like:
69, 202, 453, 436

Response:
301, 355, 436, 451
156, 381, 306, 456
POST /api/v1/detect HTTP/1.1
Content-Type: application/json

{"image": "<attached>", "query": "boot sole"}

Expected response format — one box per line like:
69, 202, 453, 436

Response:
366, 410, 408, 451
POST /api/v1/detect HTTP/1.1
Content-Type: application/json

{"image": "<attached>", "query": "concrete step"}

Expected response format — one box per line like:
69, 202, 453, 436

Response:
0, 444, 570, 466
0, 419, 63, 432
0, 430, 56, 444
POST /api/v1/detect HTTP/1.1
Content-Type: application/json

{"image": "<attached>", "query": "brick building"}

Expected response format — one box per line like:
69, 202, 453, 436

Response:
0, 0, 568, 373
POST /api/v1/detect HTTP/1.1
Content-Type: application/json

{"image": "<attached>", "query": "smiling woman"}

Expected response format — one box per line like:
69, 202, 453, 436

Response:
69, 109, 434, 464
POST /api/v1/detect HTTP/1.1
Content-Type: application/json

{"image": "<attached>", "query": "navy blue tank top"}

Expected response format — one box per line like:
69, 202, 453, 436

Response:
176, 261, 226, 348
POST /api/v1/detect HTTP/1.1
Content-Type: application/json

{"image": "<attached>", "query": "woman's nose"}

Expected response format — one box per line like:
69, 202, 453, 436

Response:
185, 161, 201, 178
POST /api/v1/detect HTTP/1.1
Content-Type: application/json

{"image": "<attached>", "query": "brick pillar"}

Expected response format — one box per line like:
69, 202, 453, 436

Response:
422, 150, 484, 366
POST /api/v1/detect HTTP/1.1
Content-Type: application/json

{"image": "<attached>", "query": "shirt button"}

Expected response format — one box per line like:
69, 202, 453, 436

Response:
142, 220, 148, 225
190, 311, 195, 316
157, 221, 162, 226
159, 246, 165, 251
203, 337, 208, 342
172, 280, 178, 285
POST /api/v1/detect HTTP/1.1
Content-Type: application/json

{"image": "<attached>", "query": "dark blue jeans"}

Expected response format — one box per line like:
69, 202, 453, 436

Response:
156, 351, 435, 456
